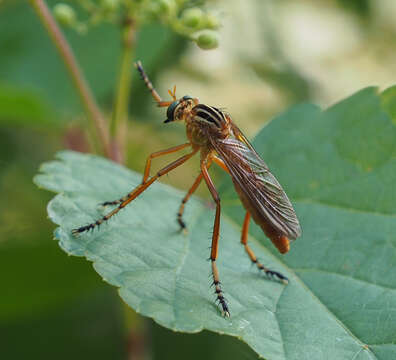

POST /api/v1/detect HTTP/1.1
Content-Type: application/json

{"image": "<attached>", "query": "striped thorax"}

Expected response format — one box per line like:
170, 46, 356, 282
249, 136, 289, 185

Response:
189, 103, 230, 147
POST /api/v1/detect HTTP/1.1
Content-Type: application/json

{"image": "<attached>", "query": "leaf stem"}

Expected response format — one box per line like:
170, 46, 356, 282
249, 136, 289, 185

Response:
110, 17, 135, 163
29, 0, 112, 159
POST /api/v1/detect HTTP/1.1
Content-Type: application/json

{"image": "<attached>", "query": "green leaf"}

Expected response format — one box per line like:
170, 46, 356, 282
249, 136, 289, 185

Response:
34, 86, 396, 359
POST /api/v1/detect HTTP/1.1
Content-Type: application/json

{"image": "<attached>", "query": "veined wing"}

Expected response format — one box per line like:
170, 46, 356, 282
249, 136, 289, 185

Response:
210, 124, 301, 240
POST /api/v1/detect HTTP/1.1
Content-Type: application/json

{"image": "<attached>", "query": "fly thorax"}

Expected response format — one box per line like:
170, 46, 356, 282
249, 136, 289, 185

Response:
187, 104, 229, 146
193, 104, 227, 129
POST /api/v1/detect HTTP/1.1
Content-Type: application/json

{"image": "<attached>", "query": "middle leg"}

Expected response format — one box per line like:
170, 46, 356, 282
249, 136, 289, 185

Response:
177, 172, 203, 230
241, 212, 288, 283
177, 162, 213, 231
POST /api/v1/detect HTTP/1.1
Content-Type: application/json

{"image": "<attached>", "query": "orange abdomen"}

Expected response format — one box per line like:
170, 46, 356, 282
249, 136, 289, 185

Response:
271, 235, 290, 254
233, 181, 291, 254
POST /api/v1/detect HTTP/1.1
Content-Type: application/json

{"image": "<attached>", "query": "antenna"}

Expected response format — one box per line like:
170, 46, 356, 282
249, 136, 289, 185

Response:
134, 61, 173, 107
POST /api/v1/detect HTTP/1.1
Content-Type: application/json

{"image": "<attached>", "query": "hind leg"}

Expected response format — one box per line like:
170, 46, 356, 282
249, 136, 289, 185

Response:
241, 212, 288, 283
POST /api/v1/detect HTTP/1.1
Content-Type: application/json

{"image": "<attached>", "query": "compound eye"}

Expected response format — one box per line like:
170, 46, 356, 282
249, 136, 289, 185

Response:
182, 95, 193, 101
165, 100, 180, 123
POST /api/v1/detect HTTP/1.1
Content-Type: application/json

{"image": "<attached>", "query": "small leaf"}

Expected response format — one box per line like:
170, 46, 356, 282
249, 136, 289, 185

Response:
35, 86, 396, 359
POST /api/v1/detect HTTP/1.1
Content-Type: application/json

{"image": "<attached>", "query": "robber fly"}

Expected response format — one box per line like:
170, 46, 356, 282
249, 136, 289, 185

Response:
72, 61, 302, 317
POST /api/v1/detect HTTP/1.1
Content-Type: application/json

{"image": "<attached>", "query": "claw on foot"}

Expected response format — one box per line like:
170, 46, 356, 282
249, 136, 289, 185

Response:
71, 225, 92, 236
100, 200, 121, 207
211, 260, 230, 317
215, 291, 230, 317
177, 217, 188, 234
260, 266, 288, 284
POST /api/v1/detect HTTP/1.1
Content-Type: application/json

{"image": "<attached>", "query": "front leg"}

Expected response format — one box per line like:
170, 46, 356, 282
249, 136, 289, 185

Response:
72, 149, 197, 236
100, 143, 191, 208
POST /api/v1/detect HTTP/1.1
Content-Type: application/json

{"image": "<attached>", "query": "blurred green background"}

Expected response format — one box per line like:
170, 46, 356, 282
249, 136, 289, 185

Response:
1, 0, 396, 358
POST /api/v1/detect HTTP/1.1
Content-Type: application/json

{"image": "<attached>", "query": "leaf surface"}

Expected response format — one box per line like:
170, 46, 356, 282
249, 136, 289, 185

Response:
35, 87, 396, 359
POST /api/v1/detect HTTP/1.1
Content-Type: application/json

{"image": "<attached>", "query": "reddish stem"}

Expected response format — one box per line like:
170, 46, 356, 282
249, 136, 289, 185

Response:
29, 0, 114, 160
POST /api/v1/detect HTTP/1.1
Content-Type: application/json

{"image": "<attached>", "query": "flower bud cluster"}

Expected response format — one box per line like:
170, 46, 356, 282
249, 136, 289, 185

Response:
177, 6, 220, 49
53, 1, 220, 49
53, 0, 123, 33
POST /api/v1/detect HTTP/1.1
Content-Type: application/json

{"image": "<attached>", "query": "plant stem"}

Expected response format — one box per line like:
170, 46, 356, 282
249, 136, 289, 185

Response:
110, 17, 135, 163
29, 0, 112, 159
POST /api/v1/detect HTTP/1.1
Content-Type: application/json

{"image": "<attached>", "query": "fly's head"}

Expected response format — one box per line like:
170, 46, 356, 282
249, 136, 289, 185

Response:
165, 95, 198, 123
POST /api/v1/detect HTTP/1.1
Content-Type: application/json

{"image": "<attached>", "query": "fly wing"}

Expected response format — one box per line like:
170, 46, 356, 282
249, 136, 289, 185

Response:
210, 124, 301, 240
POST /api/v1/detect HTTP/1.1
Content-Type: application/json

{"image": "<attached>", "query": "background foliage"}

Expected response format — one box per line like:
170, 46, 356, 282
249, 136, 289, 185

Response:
2, 0, 396, 359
